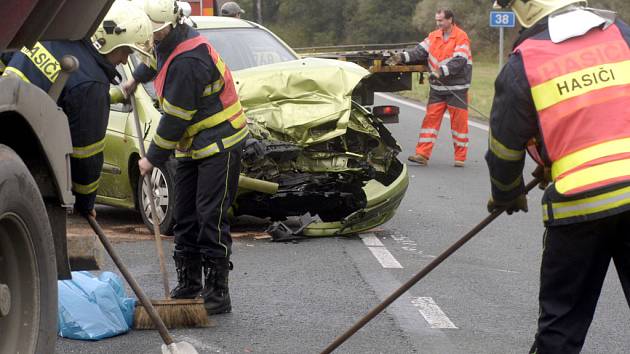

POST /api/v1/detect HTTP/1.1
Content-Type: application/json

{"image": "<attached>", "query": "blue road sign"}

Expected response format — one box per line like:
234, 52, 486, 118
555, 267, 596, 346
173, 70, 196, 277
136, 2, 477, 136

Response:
489, 11, 516, 27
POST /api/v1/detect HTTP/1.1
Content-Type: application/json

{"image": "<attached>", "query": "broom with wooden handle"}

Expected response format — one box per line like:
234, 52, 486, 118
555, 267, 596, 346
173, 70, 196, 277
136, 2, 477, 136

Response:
130, 92, 209, 329
320, 178, 541, 353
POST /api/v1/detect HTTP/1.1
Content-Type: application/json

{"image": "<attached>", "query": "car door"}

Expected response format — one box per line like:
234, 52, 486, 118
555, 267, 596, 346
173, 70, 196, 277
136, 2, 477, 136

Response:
99, 65, 132, 201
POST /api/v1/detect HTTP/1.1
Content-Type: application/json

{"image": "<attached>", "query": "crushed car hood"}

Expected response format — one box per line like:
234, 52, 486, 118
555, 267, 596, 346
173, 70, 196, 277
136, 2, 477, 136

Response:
234, 58, 370, 145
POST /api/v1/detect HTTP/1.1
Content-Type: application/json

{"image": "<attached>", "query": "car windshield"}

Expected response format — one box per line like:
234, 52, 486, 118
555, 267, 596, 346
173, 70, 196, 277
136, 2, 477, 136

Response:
199, 27, 297, 71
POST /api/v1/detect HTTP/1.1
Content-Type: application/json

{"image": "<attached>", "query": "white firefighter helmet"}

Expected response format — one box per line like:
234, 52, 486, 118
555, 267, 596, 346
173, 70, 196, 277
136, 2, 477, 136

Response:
177, 1, 192, 17
494, 0, 587, 28
91, 1, 153, 57
144, 0, 181, 32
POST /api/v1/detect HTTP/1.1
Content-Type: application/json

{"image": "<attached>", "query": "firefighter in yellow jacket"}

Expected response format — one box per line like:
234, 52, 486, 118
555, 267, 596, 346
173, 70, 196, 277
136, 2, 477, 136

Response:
486, 1, 630, 353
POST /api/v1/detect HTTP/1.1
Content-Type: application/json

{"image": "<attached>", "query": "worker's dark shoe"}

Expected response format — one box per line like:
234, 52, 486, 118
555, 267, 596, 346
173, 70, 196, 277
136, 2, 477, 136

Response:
170, 253, 202, 299
407, 154, 428, 165
454, 160, 465, 167
202, 257, 233, 315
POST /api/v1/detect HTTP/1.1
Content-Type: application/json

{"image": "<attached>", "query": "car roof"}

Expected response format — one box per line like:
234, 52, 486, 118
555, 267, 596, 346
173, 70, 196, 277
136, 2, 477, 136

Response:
189, 16, 299, 59
190, 16, 257, 30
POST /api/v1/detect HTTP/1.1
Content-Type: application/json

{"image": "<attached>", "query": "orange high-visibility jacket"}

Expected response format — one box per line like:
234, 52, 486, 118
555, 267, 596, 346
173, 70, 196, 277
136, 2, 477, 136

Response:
405, 24, 472, 92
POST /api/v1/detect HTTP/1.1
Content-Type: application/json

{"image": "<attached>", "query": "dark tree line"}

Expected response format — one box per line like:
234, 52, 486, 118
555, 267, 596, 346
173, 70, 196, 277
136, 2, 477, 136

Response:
224, 0, 630, 54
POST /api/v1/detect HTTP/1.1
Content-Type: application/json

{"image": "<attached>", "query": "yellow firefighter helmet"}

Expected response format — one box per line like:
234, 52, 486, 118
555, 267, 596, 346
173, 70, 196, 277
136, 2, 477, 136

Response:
494, 0, 587, 28
91, 1, 153, 57
144, 0, 181, 32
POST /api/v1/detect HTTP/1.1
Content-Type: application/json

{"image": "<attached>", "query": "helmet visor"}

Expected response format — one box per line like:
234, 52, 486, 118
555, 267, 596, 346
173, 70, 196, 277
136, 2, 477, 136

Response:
131, 38, 153, 58
152, 20, 172, 33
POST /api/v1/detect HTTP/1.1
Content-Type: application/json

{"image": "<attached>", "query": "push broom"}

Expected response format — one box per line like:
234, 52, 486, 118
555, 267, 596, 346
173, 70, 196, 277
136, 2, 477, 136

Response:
320, 177, 541, 353
129, 92, 209, 329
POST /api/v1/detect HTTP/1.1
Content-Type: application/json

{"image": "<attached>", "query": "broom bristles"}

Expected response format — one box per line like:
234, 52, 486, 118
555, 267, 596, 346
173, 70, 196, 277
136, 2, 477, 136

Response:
133, 299, 210, 329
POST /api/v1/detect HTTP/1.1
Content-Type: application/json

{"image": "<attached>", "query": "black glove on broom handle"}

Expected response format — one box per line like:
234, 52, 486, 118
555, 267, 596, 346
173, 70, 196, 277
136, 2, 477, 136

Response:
320, 178, 540, 354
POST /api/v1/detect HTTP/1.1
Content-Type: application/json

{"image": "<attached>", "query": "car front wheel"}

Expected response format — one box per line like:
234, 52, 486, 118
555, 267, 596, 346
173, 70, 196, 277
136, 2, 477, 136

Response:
137, 162, 175, 236
0, 145, 57, 354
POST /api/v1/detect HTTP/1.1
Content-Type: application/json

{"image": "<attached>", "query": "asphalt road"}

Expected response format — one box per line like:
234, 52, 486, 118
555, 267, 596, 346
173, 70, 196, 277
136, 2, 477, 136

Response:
56, 94, 630, 354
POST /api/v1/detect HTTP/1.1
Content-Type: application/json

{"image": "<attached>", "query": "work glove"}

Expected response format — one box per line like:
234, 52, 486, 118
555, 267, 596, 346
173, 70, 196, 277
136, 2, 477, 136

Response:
429, 69, 442, 79
487, 194, 528, 215
385, 53, 403, 66
532, 165, 552, 190
138, 157, 154, 176
120, 78, 139, 98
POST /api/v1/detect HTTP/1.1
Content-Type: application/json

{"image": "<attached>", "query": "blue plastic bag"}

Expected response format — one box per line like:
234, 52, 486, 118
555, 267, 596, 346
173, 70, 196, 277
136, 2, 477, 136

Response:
57, 271, 136, 340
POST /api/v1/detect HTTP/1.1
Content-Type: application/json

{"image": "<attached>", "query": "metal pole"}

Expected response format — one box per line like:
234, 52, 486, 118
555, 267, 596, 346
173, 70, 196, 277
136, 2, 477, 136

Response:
256, 0, 262, 23
499, 26, 504, 70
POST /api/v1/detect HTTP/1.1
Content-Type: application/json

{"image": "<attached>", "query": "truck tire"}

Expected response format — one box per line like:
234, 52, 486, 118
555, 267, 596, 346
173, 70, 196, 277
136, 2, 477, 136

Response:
0, 145, 57, 354
137, 161, 176, 236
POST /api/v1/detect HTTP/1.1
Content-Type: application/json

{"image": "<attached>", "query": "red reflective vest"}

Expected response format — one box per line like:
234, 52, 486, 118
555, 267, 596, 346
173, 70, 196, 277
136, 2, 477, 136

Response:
154, 35, 246, 159
155, 35, 239, 111
517, 24, 630, 222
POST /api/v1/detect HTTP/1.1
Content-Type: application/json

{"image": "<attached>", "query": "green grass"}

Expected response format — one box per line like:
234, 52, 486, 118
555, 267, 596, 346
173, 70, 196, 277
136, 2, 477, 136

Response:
398, 60, 500, 121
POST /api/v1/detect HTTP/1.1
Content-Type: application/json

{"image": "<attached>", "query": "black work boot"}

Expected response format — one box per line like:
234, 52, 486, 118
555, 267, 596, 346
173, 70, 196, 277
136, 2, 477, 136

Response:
202, 257, 233, 315
170, 253, 202, 299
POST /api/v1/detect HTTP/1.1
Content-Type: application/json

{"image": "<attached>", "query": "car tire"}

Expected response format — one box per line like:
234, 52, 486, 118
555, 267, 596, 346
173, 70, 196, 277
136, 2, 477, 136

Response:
0, 144, 57, 354
137, 161, 176, 236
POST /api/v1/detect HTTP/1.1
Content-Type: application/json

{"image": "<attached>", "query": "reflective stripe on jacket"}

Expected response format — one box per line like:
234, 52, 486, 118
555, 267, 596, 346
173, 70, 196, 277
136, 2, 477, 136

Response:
150, 29, 247, 162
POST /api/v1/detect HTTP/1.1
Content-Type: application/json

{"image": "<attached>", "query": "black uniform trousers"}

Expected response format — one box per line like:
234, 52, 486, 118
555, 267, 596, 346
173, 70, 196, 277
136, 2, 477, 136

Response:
173, 146, 242, 259
531, 210, 630, 354
63, 83, 110, 212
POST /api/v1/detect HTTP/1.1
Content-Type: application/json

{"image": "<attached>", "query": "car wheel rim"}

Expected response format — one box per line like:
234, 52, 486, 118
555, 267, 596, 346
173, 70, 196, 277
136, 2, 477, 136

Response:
0, 212, 40, 354
142, 167, 169, 226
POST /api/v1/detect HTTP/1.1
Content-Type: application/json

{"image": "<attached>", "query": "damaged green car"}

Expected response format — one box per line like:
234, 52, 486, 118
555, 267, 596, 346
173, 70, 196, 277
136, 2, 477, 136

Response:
98, 16, 408, 237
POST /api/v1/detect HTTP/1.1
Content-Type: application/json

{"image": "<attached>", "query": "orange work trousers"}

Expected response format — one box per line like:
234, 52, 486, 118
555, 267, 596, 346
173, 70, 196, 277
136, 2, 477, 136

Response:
416, 89, 469, 162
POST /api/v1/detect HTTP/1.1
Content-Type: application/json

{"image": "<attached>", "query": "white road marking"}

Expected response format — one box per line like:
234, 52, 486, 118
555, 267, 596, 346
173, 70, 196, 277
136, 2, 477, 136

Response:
360, 233, 403, 269
375, 92, 490, 132
366, 247, 403, 269
177, 336, 223, 352
360, 233, 458, 329
360, 233, 384, 247
411, 297, 458, 329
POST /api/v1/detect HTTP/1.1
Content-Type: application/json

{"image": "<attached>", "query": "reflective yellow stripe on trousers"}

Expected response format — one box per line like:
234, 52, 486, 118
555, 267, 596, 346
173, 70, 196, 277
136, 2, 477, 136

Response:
71, 139, 106, 159
73, 177, 101, 195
